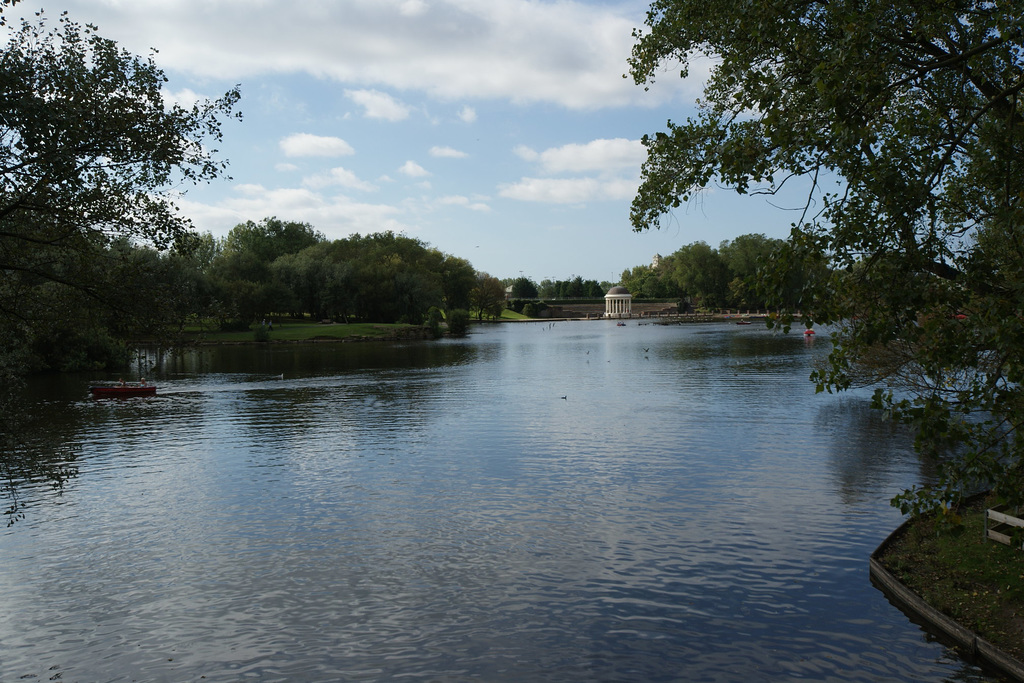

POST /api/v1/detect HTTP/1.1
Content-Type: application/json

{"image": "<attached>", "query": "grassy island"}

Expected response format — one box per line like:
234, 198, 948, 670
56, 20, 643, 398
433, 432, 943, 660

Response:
175, 310, 532, 344
184, 321, 429, 344
876, 499, 1024, 665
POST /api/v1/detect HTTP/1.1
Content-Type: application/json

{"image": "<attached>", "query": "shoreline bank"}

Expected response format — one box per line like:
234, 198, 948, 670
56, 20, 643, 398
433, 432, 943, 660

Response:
871, 516, 1024, 682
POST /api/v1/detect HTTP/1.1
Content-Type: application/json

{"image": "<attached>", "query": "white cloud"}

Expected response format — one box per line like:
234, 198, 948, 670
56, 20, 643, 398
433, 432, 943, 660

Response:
503, 139, 643, 204
280, 133, 356, 157
533, 138, 645, 174
303, 167, 378, 192
275, 162, 300, 172
513, 145, 539, 162
439, 195, 490, 212
498, 177, 637, 204
430, 145, 468, 159
163, 88, 205, 109
180, 184, 408, 240
458, 106, 477, 123
345, 89, 412, 121
399, 161, 431, 178
39, 0, 699, 110
400, 0, 428, 17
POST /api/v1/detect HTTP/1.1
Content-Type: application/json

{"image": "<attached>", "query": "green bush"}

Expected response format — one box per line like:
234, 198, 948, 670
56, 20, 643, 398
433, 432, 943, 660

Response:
446, 309, 470, 337
426, 307, 443, 339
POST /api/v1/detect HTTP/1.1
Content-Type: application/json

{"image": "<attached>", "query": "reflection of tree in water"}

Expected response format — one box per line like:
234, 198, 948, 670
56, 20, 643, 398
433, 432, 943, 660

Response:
816, 396, 938, 506
1, 410, 80, 527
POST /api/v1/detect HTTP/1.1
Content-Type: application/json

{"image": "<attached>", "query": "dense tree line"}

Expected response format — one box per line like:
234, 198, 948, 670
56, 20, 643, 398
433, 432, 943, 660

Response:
126, 218, 478, 334
204, 218, 476, 327
499, 276, 612, 304
536, 276, 609, 300
619, 234, 802, 310
2, 212, 481, 377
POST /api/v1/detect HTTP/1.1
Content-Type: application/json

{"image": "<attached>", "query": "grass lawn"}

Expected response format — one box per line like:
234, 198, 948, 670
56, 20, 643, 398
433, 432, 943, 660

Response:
876, 497, 1024, 663
183, 320, 426, 343
500, 309, 530, 320
179, 312, 530, 343
173, 308, 599, 344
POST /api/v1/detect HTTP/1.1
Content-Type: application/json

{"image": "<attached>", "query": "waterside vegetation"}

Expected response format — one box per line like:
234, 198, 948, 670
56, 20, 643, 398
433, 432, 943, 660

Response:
629, 0, 1024, 524
184, 321, 429, 344
876, 497, 1024, 665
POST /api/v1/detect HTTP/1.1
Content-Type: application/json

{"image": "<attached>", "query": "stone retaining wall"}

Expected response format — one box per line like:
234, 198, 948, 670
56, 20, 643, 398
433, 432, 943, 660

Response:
545, 302, 679, 318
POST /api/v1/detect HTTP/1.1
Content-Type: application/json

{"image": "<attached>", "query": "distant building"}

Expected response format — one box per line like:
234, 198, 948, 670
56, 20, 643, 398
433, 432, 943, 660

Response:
652, 253, 661, 268
605, 286, 632, 319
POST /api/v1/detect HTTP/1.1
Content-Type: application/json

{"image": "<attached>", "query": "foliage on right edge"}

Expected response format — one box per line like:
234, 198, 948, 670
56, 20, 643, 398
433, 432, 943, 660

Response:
628, 0, 1024, 522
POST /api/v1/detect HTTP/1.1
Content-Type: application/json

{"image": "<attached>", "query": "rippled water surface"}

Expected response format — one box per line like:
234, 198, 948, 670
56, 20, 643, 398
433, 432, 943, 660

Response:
0, 322, 996, 681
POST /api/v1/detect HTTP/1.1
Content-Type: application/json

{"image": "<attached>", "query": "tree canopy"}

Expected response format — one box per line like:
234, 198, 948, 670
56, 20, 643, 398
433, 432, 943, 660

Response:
536, 276, 610, 299
470, 273, 506, 321
629, 0, 1024, 518
619, 234, 788, 309
0, 7, 239, 377
509, 276, 539, 300
205, 227, 478, 326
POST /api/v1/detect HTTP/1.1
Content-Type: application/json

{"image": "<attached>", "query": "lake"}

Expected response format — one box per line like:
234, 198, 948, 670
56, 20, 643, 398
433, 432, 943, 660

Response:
0, 321, 997, 681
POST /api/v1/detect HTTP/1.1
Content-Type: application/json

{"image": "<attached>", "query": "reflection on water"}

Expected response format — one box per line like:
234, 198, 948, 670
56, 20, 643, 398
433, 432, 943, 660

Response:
0, 322, 996, 682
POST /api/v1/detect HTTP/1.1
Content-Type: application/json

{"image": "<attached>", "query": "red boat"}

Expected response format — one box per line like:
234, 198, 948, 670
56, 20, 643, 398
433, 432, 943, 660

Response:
89, 383, 156, 397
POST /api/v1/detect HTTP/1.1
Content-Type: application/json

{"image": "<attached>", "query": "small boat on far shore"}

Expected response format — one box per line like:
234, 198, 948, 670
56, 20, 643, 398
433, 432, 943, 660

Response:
89, 383, 156, 397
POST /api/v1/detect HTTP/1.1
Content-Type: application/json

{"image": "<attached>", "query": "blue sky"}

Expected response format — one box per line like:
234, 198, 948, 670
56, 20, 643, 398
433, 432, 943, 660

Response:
12, 0, 805, 283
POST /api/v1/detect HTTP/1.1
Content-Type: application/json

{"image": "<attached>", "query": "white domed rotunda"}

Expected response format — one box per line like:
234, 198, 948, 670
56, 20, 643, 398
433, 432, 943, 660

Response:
604, 286, 632, 319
